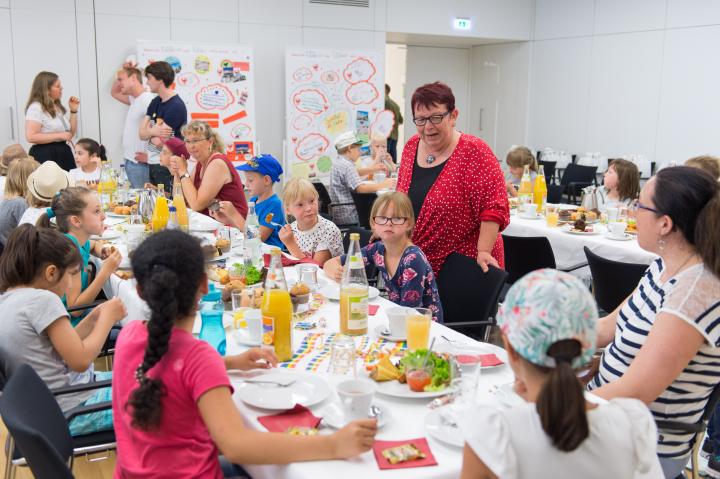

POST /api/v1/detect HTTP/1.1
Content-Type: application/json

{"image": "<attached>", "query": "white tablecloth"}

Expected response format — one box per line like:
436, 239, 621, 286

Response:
503, 214, 657, 274
103, 253, 513, 479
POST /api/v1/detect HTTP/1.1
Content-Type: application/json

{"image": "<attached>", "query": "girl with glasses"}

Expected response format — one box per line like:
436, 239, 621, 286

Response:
323, 192, 443, 322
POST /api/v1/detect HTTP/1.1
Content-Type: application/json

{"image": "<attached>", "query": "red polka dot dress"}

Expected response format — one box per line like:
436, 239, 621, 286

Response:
397, 133, 510, 275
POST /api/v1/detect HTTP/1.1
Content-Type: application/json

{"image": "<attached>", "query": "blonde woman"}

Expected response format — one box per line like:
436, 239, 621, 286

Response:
25, 71, 79, 171
324, 191, 443, 322
169, 121, 247, 218
0, 157, 39, 245
279, 178, 343, 265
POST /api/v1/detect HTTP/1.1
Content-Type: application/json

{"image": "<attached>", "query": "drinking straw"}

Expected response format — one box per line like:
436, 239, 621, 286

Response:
421, 337, 436, 369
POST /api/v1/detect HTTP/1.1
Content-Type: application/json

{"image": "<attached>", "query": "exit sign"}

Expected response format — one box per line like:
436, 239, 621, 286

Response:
454, 18, 471, 30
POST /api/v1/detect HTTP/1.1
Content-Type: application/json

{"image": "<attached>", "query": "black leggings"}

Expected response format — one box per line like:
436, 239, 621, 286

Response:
29, 141, 75, 171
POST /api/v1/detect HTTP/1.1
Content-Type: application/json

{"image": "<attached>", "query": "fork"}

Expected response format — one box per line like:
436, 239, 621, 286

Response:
243, 378, 296, 387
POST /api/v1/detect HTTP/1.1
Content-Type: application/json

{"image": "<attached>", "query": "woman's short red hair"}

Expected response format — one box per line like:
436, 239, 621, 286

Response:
411, 82, 455, 115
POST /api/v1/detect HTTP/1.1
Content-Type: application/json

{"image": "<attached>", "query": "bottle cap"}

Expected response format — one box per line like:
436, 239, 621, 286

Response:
169, 206, 177, 212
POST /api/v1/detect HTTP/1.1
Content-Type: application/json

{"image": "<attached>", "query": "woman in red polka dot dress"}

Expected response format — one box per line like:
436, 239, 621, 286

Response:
396, 82, 509, 276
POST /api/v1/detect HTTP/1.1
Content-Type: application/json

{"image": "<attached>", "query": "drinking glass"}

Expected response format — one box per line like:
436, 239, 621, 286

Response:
330, 334, 356, 375
545, 204, 559, 227
231, 290, 247, 329
406, 308, 432, 351
295, 264, 319, 292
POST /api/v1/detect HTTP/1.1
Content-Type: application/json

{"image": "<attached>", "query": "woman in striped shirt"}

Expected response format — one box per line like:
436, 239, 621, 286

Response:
588, 166, 720, 478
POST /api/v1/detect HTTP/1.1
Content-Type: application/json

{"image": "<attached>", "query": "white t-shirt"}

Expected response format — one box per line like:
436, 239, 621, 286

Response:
461, 397, 663, 479
18, 207, 46, 226
123, 92, 154, 163
290, 215, 344, 258
69, 167, 101, 183
25, 101, 69, 134
0, 176, 6, 198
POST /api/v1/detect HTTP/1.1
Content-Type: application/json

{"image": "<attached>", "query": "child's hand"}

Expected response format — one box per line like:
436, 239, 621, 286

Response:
278, 224, 295, 245
380, 177, 396, 190
371, 162, 388, 174
99, 297, 126, 325
505, 180, 518, 197
331, 419, 377, 459
101, 249, 123, 275
228, 348, 278, 371
323, 257, 343, 283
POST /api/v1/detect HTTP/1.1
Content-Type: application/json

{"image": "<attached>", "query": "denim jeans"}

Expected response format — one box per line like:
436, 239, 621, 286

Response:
707, 403, 720, 451
124, 159, 150, 188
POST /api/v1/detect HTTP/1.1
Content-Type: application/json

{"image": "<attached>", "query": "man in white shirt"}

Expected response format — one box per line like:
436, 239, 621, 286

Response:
111, 65, 154, 188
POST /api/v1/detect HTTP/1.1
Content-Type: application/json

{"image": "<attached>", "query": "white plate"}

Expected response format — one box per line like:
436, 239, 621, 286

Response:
206, 252, 235, 263
605, 233, 634, 241
321, 402, 390, 429
235, 372, 331, 410
517, 213, 542, 220
319, 285, 380, 301
374, 379, 451, 399
561, 226, 601, 236
105, 212, 131, 219
91, 229, 122, 240
373, 324, 406, 342
231, 329, 262, 347
425, 407, 463, 448
191, 224, 219, 232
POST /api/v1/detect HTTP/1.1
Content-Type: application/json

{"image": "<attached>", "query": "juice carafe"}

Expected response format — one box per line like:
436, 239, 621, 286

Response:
98, 161, 117, 211
340, 233, 369, 336
517, 165, 534, 214
199, 284, 226, 355
152, 185, 169, 232
172, 178, 189, 232
261, 248, 293, 361
533, 165, 547, 213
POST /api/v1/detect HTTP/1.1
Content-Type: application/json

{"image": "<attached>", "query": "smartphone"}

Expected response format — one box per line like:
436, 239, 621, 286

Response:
208, 200, 221, 212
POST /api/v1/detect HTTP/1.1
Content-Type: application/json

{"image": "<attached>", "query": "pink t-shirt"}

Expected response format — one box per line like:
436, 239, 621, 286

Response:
112, 321, 232, 479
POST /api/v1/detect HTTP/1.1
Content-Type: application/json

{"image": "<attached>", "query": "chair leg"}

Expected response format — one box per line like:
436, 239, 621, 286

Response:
3, 436, 13, 479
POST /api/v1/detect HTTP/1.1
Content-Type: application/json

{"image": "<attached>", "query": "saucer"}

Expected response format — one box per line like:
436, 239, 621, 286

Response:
321, 403, 390, 429
373, 324, 406, 342
605, 233, 633, 241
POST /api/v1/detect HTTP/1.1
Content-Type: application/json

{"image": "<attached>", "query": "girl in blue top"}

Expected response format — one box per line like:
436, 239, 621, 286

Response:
38, 186, 122, 325
324, 192, 443, 322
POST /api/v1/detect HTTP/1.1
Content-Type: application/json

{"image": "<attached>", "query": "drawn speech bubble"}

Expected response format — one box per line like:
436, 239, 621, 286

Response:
196, 84, 235, 110
370, 109, 395, 138
345, 81, 379, 105
292, 114, 314, 131
343, 57, 376, 84
295, 133, 329, 161
292, 88, 329, 115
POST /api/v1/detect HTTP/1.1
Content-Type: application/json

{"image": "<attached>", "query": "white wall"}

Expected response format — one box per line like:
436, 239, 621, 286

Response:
384, 44, 407, 148
526, 0, 720, 167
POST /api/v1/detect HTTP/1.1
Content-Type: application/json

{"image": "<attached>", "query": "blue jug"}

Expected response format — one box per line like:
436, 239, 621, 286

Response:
199, 284, 226, 356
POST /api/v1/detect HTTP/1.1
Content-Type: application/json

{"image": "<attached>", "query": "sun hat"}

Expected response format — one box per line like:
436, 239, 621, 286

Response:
236, 154, 283, 183
164, 137, 190, 160
334, 131, 363, 151
498, 268, 598, 369
26, 161, 75, 202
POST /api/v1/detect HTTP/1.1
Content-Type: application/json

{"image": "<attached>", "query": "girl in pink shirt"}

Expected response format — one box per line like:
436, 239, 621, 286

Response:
112, 230, 377, 478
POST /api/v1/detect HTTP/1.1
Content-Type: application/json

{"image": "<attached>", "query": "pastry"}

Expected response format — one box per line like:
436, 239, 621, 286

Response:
290, 282, 311, 296
216, 238, 231, 253
381, 444, 425, 465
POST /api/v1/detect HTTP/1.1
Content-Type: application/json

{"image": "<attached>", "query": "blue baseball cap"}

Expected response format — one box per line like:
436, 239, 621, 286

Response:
236, 154, 283, 183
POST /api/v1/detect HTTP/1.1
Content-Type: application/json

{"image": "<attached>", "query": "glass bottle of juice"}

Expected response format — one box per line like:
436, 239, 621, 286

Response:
340, 233, 369, 336
261, 248, 293, 361
152, 185, 169, 232
533, 165, 547, 213
172, 177, 189, 232
518, 165, 534, 214
98, 161, 117, 211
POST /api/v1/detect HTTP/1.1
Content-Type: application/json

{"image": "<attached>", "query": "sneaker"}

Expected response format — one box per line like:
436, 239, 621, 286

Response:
707, 454, 720, 479
703, 438, 716, 459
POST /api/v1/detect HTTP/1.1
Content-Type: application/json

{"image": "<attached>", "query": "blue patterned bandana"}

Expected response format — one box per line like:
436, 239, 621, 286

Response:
498, 269, 598, 369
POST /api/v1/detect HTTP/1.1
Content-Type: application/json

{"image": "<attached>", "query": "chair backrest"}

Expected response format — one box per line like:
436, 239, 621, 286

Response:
0, 344, 17, 391
538, 160, 556, 184
584, 247, 649, 313
342, 226, 373, 252
437, 253, 508, 327
547, 184, 564, 203
0, 364, 74, 479
560, 163, 598, 187
502, 234, 557, 284
350, 191, 377, 229
312, 181, 332, 215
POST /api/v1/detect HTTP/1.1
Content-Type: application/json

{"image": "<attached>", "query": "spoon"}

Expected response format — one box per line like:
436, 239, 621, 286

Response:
369, 404, 383, 419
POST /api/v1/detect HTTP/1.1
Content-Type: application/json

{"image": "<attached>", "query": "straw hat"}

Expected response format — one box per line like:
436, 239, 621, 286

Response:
26, 161, 75, 202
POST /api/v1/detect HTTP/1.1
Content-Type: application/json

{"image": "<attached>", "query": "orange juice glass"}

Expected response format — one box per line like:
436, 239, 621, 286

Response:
545, 204, 559, 227
406, 308, 432, 351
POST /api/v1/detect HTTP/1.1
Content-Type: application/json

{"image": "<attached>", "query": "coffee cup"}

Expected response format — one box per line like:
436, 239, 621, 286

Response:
606, 207, 619, 222
520, 204, 538, 219
337, 379, 376, 421
608, 221, 627, 238
386, 307, 408, 337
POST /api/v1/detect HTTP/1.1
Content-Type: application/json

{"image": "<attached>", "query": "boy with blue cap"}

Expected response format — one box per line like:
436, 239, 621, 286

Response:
236, 154, 285, 248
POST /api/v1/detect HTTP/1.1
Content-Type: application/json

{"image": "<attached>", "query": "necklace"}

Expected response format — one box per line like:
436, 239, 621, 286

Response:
663, 251, 699, 283
426, 154, 436, 164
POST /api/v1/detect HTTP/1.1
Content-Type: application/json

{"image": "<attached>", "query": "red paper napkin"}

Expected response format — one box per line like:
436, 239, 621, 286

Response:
456, 353, 504, 367
368, 304, 380, 316
263, 253, 321, 268
373, 438, 438, 470
257, 404, 321, 433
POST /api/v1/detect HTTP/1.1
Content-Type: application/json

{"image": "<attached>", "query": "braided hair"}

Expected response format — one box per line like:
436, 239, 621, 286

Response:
126, 230, 205, 430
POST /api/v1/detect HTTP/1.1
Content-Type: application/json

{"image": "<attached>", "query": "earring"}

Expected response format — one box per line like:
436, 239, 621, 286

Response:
658, 238, 666, 251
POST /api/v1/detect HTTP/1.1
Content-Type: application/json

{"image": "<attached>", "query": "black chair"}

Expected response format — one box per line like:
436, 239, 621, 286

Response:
437, 253, 509, 342
656, 382, 720, 479
350, 191, 377, 229
538, 160, 557, 185
546, 184, 564, 203
558, 164, 598, 204
583, 247, 649, 314
341, 226, 378, 286
0, 365, 75, 479
311, 181, 333, 216
502, 234, 587, 285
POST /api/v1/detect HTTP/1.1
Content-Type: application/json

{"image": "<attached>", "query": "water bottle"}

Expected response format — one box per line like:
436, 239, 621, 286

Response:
243, 202, 262, 269
199, 284, 226, 355
166, 205, 180, 230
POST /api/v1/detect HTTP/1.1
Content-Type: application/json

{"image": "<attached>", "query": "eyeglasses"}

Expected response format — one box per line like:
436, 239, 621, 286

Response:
185, 137, 210, 145
635, 201, 660, 214
372, 216, 408, 225
412, 111, 451, 126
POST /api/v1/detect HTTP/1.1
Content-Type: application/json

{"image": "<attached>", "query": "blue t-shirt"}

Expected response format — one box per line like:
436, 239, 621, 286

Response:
251, 194, 285, 249
63, 233, 92, 326
145, 95, 187, 138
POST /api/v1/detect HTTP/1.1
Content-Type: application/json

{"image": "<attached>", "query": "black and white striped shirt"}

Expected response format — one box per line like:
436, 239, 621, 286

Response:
589, 259, 720, 458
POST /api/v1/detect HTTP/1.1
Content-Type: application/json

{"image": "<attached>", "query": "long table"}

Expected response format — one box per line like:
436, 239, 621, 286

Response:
103, 246, 513, 479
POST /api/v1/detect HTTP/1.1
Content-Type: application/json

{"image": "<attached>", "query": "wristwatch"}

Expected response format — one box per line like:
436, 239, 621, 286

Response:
179, 172, 191, 180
